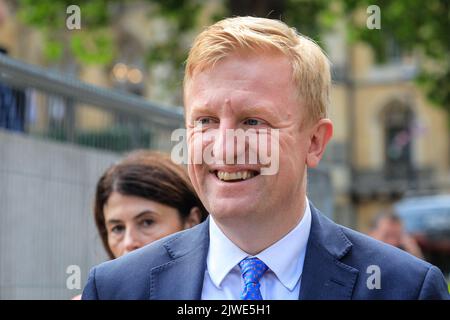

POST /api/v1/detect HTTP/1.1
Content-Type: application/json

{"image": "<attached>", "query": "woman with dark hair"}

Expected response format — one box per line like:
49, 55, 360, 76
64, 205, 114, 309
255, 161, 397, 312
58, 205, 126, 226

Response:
94, 150, 208, 259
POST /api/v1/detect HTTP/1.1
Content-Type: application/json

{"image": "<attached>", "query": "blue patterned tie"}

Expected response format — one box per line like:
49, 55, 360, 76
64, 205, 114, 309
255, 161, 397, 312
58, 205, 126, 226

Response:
238, 257, 268, 300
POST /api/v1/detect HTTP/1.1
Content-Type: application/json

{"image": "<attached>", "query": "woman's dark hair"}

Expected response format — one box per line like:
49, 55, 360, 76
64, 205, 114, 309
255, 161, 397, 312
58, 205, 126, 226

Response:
94, 150, 208, 259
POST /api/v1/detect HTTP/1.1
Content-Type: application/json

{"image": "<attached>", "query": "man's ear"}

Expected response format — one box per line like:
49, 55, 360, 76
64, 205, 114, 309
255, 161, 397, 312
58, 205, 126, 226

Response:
306, 118, 333, 168
183, 206, 202, 229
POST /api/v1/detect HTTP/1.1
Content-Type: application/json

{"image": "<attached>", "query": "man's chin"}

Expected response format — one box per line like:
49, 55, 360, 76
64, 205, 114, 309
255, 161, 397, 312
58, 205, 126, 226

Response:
208, 200, 258, 221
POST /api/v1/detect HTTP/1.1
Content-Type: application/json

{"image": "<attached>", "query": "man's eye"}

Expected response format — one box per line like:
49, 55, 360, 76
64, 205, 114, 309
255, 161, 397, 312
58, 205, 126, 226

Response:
195, 117, 213, 126
243, 118, 263, 126
111, 225, 125, 234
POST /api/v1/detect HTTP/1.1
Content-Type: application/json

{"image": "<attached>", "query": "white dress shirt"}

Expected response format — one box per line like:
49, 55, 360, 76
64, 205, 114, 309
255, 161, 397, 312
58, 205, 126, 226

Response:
201, 199, 312, 300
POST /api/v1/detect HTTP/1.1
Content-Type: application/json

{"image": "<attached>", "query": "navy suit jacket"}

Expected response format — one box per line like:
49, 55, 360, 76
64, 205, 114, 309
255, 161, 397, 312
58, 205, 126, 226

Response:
82, 203, 449, 299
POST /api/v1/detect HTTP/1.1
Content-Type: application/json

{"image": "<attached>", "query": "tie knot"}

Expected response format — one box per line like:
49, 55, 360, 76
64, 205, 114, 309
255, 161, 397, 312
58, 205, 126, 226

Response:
239, 257, 268, 285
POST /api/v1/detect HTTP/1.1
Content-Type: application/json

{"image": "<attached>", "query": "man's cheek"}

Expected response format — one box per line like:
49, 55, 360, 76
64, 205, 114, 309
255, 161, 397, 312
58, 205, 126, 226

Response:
259, 130, 280, 176
189, 164, 205, 187
188, 136, 203, 164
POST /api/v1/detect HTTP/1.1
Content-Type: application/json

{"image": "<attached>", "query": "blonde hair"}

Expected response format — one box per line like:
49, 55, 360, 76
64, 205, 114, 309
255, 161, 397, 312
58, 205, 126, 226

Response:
184, 16, 331, 123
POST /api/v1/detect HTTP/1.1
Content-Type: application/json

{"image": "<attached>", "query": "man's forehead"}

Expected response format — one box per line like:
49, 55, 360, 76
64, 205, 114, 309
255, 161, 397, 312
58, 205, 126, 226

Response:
185, 54, 294, 101
187, 48, 289, 77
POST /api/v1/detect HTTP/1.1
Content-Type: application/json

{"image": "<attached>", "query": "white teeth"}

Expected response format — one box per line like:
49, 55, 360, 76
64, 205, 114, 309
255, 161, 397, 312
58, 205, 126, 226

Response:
216, 170, 256, 181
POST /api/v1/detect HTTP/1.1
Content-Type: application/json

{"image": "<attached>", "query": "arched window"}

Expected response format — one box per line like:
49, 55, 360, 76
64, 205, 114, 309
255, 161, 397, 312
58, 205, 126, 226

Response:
382, 100, 414, 180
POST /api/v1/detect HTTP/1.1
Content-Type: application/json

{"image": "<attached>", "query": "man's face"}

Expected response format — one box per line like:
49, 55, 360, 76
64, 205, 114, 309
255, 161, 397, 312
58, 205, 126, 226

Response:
184, 52, 315, 223
375, 218, 404, 248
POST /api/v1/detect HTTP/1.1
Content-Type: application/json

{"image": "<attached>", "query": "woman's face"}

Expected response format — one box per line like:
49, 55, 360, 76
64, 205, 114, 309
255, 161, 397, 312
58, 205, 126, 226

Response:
104, 191, 185, 258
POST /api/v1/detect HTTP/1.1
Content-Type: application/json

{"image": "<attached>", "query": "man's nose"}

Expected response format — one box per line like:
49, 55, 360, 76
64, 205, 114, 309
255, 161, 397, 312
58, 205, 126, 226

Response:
211, 122, 242, 164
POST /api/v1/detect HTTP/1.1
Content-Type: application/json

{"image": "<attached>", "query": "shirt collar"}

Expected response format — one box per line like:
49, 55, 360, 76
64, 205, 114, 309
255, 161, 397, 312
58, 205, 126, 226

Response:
207, 215, 248, 289
206, 198, 312, 291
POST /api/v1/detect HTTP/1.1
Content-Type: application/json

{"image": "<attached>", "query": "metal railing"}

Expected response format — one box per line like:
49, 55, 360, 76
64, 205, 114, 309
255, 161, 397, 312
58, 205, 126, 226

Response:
0, 53, 184, 153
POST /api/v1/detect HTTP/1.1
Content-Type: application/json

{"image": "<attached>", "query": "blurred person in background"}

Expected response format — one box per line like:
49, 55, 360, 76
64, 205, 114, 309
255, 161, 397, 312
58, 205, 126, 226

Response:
370, 210, 424, 259
0, 47, 26, 132
75, 150, 208, 299
0, 0, 26, 133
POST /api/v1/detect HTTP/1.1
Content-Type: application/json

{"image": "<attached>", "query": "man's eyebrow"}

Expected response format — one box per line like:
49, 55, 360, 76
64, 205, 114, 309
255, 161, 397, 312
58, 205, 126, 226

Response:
241, 104, 278, 119
188, 105, 215, 116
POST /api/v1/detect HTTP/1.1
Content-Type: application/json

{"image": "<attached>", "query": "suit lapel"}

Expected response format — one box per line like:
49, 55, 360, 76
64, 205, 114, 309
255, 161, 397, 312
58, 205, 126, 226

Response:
149, 219, 210, 300
299, 204, 359, 300
148, 206, 359, 300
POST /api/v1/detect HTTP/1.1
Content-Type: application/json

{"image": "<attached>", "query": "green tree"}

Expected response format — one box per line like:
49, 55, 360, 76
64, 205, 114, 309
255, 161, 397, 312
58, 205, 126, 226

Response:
341, 0, 450, 116
15, 0, 205, 97
17, 0, 113, 64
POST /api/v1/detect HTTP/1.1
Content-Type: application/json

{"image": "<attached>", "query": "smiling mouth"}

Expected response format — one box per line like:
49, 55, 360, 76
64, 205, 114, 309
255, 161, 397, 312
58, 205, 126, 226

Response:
211, 170, 260, 182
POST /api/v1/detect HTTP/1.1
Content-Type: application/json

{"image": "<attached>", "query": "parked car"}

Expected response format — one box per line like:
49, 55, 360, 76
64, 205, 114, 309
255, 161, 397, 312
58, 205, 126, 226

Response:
394, 194, 450, 277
